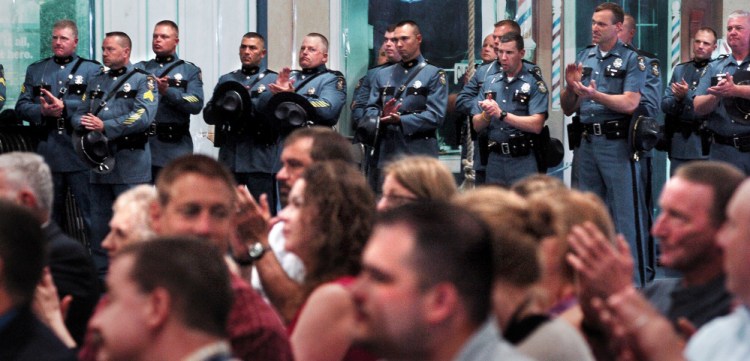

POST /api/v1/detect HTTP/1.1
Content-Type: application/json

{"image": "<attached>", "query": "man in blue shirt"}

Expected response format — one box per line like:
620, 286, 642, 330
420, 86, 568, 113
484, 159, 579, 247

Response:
203, 32, 279, 211
136, 20, 204, 182
661, 27, 717, 174
694, 10, 750, 173
471, 32, 548, 186
15, 19, 101, 242
561, 2, 649, 285
364, 20, 448, 191
72, 31, 158, 277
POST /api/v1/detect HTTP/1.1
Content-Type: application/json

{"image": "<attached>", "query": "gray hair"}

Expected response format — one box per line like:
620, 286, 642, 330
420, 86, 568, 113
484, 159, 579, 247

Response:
112, 184, 157, 242
0, 152, 53, 216
728, 10, 750, 21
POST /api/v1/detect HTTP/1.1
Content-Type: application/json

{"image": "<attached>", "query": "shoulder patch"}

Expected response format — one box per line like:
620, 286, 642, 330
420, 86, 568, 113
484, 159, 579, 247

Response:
336, 76, 346, 91
30, 57, 52, 66
637, 56, 646, 71
650, 60, 660, 77
439, 70, 447, 86
537, 81, 548, 94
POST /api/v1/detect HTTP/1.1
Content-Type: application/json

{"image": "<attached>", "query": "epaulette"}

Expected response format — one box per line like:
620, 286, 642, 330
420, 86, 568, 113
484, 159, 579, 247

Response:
262, 69, 279, 75
30, 57, 53, 66
80, 58, 102, 65
711, 54, 729, 62
636, 48, 657, 59
522, 59, 537, 65
367, 62, 391, 71
328, 70, 345, 77
527, 65, 543, 81
584, 44, 596, 49
623, 43, 637, 51
133, 68, 152, 76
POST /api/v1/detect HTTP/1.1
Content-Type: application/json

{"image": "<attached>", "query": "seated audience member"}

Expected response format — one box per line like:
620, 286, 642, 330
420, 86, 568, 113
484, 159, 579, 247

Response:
80, 155, 292, 361
525, 189, 625, 360
151, 154, 292, 361
102, 185, 158, 255
89, 238, 235, 361
352, 202, 532, 361
46, 185, 157, 352
247, 126, 355, 322
589, 178, 750, 361
0, 200, 77, 360
0, 152, 99, 345
377, 156, 458, 211
455, 187, 595, 361
565, 161, 744, 355
244, 160, 377, 360
525, 189, 617, 317
511, 173, 567, 198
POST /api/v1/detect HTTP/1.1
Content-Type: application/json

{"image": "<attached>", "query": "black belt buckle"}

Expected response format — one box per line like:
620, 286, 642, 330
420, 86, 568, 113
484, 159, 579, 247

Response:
56, 118, 65, 134
501, 142, 510, 155
593, 123, 602, 136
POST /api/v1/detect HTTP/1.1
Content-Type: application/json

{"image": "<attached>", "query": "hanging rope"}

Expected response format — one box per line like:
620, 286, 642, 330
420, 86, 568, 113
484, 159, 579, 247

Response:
460, 0, 477, 190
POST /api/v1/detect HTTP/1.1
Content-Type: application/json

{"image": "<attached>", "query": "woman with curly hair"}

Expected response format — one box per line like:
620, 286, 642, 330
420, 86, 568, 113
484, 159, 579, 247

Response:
281, 160, 378, 361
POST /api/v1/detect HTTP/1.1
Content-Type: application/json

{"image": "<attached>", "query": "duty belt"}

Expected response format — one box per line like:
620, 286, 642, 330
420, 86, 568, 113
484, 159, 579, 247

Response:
582, 119, 628, 140
405, 130, 436, 140
711, 132, 750, 152
115, 133, 149, 150
148, 122, 190, 141
488, 135, 533, 157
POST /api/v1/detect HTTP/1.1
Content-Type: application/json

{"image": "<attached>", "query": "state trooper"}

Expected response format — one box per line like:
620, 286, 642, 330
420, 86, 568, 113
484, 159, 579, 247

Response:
135, 20, 204, 182
471, 32, 548, 186
694, 10, 750, 173
661, 27, 717, 174
15, 19, 101, 238
268, 32, 346, 127
72, 31, 158, 277
0, 64, 5, 110
351, 25, 400, 188
456, 20, 523, 184
364, 20, 448, 190
351, 25, 400, 128
203, 32, 279, 212
561, 3, 649, 286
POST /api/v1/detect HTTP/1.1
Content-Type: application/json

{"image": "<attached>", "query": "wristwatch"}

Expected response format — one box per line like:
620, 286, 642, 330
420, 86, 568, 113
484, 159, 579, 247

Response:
233, 242, 270, 266
499, 110, 508, 120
